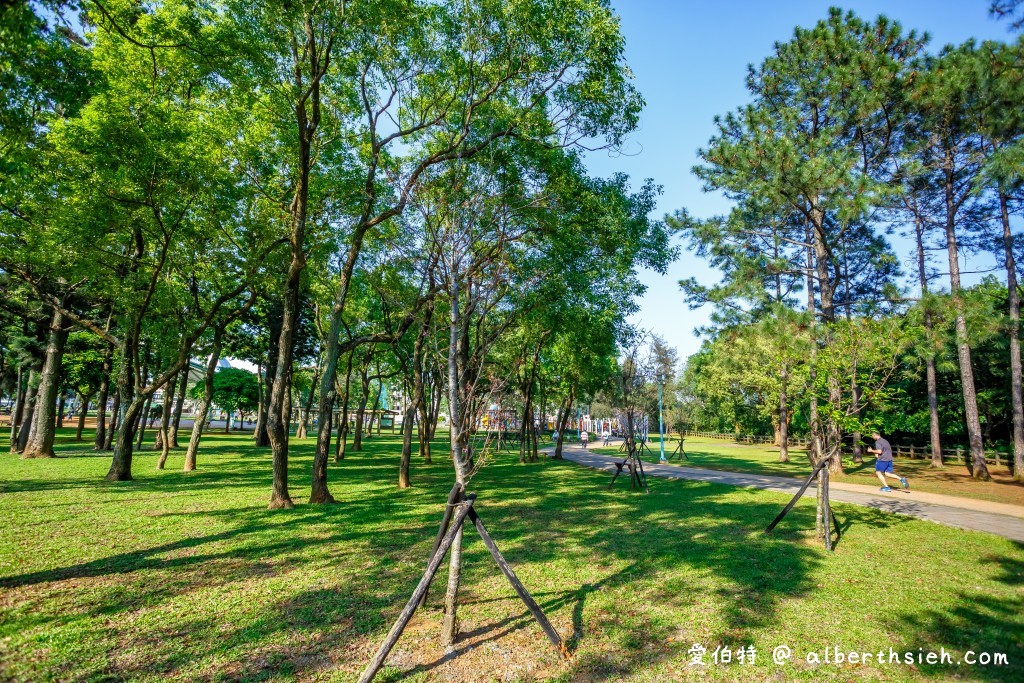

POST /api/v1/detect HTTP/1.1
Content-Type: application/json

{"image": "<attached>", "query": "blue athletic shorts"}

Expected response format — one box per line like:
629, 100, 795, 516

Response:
875, 460, 894, 473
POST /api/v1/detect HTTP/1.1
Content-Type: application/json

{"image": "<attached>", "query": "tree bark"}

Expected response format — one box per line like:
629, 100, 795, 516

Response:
943, 170, 988, 479
9, 365, 26, 453
908, 215, 944, 466
998, 189, 1024, 481
94, 342, 112, 450
353, 360, 372, 452
168, 359, 188, 448
75, 394, 88, 441
185, 329, 224, 472
778, 364, 789, 462
22, 308, 69, 459
400, 317, 433, 488
441, 275, 469, 648
56, 393, 66, 429
103, 392, 119, 451
155, 370, 177, 469
16, 366, 38, 453
105, 349, 138, 481
335, 354, 353, 463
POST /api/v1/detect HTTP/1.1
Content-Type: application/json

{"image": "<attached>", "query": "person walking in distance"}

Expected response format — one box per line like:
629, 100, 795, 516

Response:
867, 430, 909, 492
580, 429, 589, 450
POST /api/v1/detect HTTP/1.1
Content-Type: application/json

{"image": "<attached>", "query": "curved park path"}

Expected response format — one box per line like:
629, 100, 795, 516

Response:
552, 441, 1024, 542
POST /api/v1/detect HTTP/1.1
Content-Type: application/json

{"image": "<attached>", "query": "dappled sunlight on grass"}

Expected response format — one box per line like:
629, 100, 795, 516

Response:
0, 429, 1021, 681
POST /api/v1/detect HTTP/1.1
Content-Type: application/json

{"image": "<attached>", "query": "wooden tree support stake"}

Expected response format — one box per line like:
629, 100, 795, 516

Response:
765, 457, 841, 550
608, 447, 650, 493
358, 494, 476, 683
418, 482, 464, 608
358, 490, 568, 683
667, 434, 687, 461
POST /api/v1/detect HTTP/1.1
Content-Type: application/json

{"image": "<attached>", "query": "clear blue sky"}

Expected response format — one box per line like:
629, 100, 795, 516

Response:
584, 1, 1016, 361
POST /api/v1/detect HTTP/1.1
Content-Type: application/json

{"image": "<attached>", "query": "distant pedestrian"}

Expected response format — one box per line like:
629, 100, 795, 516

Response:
580, 429, 589, 449
602, 430, 610, 446
867, 430, 908, 492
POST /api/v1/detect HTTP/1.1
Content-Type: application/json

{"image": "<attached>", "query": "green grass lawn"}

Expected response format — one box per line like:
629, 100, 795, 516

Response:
588, 437, 1024, 507
1, 428, 1022, 682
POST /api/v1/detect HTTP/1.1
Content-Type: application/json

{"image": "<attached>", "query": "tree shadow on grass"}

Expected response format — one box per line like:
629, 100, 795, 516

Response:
0, 438, 994, 682
891, 546, 1024, 683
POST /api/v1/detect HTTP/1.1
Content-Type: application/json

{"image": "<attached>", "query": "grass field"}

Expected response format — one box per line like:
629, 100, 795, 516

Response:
587, 436, 1024, 507
1, 428, 1022, 682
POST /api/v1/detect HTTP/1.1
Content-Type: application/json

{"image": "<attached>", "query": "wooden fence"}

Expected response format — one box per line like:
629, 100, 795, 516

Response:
682, 431, 1010, 467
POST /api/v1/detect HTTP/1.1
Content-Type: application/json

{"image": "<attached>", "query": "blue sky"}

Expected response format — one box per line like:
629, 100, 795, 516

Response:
584, 1, 1017, 361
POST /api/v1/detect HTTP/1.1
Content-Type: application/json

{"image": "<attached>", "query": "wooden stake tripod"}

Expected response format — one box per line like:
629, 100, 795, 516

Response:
666, 433, 687, 461
608, 441, 650, 493
764, 455, 841, 550
359, 484, 568, 683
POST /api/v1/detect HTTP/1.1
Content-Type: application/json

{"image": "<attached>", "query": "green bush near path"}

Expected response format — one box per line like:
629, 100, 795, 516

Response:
1, 429, 1022, 682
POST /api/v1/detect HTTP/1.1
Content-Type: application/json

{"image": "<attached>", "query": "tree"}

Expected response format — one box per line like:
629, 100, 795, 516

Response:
694, 8, 925, 476
207, 367, 259, 433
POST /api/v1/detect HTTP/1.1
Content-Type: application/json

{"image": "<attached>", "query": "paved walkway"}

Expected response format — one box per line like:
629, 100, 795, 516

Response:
551, 442, 1024, 542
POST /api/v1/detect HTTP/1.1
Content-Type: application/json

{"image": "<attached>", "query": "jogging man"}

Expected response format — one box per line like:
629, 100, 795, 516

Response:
867, 430, 908, 492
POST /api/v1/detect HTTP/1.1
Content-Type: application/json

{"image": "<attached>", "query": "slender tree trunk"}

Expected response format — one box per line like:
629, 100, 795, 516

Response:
185, 329, 224, 472
156, 370, 176, 469
416, 353, 432, 463
998, 189, 1024, 480
168, 360, 188, 448
22, 308, 69, 459
103, 392, 119, 451
75, 394, 88, 441
56, 393, 66, 429
335, 355, 353, 463
10, 365, 26, 453
850, 383, 863, 465
912, 216, 944, 467
105, 347, 138, 481
944, 174, 988, 479
441, 276, 469, 648
94, 343, 112, 450
16, 367, 39, 453
353, 363, 371, 452
553, 391, 573, 459
778, 366, 789, 462
135, 388, 154, 451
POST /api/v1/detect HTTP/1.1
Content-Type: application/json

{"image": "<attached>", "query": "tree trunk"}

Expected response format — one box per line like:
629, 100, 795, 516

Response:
16, 367, 38, 453
944, 174, 988, 479
553, 391, 573, 459
416, 352, 433, 463
94, 342, 112, 450
56, 393, 66, 429
441, 276, 470, 649
103, 392, 119, 451
998, 189, 1024, 480
335, 354, 353, 463
9, 365, 26, 453
156, 370, 177, 469
22, 308, 69, 459
850, 383, 863, 465
353, 362, 371, 452
75, 394, 88, 441
185, 330, 224, 472
135, 388, 154, 451
105, 349, 138, 481
778, 365, 789, 462
909, 216, 944, 466
168, 360, 189, 448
